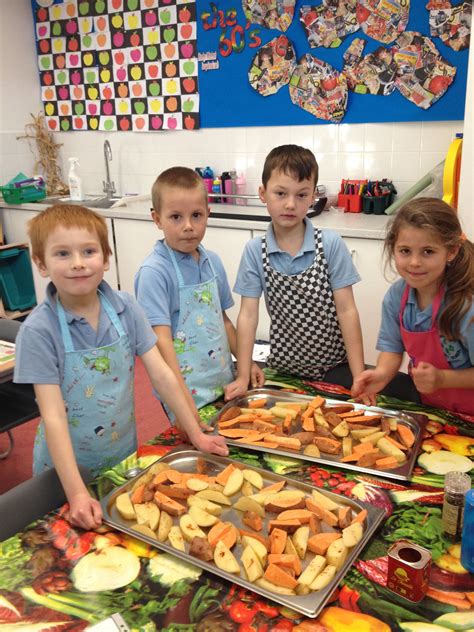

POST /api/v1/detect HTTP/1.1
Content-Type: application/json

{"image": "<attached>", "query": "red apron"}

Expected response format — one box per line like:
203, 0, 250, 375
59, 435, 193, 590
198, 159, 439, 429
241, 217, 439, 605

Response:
400, 284, 473, 415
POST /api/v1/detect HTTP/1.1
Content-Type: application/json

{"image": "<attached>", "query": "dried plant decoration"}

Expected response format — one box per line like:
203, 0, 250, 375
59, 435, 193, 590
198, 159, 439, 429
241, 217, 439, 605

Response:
17, 112, 69, 196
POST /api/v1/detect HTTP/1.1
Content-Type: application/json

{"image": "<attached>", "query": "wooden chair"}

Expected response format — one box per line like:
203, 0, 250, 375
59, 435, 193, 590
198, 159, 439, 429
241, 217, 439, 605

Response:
0, 465, 93, 541
0, 318, 40, 459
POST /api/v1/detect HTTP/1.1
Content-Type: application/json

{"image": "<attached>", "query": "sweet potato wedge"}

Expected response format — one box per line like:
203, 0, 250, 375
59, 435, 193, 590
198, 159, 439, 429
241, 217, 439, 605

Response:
153, 491, 186, 517
277, 509, 314, 523
375, 456, 399, 470
130, 483, 145, 505
248, 398, 267, 409
307, 533, 342, 555
312, 436, 341, 455
215, 464, 236, 486
268, 553, 302, 576
218, 406, 241, 422
305, 499, 339, 527
264, 563, 298, 589
208, 521, 238, 549
270, 527, 288, 554
268, 519, 301, 534
397, 424, 415, 448
242, 511, 263, 532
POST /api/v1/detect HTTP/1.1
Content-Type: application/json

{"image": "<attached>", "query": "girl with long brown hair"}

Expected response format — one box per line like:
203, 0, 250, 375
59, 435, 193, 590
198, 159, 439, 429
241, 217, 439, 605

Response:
352, 197, 474, 415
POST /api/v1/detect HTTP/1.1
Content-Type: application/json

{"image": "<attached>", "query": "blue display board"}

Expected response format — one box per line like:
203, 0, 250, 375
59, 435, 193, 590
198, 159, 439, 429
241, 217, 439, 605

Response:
196, 1, 470, 127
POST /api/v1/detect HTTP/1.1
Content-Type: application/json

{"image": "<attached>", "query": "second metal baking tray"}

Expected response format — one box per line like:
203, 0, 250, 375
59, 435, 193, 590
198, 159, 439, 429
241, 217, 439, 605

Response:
212, 388, 424, 481
101, 449, 385, 619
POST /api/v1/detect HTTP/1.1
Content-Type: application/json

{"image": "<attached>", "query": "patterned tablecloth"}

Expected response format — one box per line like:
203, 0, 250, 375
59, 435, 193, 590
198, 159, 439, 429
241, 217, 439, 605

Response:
1, 371, 473, 632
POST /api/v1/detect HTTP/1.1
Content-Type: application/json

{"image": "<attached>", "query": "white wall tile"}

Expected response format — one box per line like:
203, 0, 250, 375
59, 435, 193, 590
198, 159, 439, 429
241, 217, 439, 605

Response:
288, 125, 314, 150
364, 123, 393, 152
421, 121, 463, 152
338, 123, 365, 152
364, 152, 392, 179
391, 152, 420, 182
338, 152, 364, 178
313, 124, 339, 153
246, 126, 290, 153
392, 122, 422, 152
317, 153, 338, 184
418, 151, 446, 179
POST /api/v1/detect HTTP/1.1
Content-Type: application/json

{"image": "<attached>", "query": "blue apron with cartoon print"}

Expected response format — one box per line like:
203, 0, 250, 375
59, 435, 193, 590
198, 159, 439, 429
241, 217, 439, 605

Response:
33, 293, 136, 476
167, 244, 234, 411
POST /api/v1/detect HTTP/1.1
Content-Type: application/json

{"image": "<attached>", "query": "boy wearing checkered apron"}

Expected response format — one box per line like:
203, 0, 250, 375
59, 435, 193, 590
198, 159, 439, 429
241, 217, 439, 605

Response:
226, 145, 368, 401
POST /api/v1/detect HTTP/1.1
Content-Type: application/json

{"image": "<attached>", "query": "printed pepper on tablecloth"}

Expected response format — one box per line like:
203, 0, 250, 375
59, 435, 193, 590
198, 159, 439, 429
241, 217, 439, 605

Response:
0, 371, 472, 631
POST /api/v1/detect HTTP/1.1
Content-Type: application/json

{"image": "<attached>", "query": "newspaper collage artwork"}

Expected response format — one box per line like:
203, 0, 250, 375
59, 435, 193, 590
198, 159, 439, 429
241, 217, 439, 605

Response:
246, 0, 471, 122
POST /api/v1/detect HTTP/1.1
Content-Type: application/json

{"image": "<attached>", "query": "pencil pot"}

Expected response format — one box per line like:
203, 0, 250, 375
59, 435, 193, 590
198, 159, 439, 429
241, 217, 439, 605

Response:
338, 192, 363, 213
362, 193, 391, 215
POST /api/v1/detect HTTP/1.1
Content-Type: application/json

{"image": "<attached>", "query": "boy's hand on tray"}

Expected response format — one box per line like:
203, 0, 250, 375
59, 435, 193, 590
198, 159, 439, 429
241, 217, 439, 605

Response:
67, 493, 103, 530
193, 432, 229, 456
251, 362, 266, 389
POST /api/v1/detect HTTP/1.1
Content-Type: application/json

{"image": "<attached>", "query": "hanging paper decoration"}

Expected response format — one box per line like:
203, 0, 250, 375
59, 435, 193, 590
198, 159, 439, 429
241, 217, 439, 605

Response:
343, 38, 398, 95
392, 31, 456, 108
242, 0, 296, 32
33, 0, 200, 132
426, 0, 471, 51
289, 53, 348, 121
356, 0, 410, 44
300, 0, 359, 48
249, 35, 296, 96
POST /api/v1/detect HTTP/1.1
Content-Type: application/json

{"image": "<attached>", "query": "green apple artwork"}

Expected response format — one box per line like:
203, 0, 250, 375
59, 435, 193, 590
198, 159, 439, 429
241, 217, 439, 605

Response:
35, 0, 199, 130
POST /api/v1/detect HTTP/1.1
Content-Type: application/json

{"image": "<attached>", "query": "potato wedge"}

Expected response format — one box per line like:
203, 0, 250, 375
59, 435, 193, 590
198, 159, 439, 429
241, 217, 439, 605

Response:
157, 511, 173, 543
179, 514, 206, 542
311, 489, 342, 512
115, 492, 136, 520
241, 545, 264, 582
303, 444, 321, 457
342, 522, 363, 547
186, 477, 209, 491
297, 554, 326, 586
310, 564, 337, 590
233, 496, 265, 518
377, 437, 406, 462
214, 540, 240, 574
223, 468, 244, 496
187, 495, 223, 516
135, 502, 160, 531
242, 469, 264, 490
195, 489, 232, 505
292, 525, 310, 560
326, 538, 349, 570
130, 523, 157, 539
188, 505, 219, 528
332, 421, 349, 438
241, 535, 268, 567
168, 525, 185, 551
255, 577, 295, 595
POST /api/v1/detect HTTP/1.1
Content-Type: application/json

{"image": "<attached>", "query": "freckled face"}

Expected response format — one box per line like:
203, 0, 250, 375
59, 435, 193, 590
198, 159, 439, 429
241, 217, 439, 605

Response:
36, 225, 109, 302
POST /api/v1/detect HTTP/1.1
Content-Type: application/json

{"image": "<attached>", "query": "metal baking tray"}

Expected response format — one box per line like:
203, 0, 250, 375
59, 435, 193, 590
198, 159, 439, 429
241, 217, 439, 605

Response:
213, 388, 424, 481
101, 449, 385, 619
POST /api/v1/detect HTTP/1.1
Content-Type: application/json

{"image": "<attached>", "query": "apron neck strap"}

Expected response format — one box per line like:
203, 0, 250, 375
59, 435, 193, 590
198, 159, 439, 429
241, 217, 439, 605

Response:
57, 291, 125, 352
400, 283, 445, 323
165, 242, 215, 286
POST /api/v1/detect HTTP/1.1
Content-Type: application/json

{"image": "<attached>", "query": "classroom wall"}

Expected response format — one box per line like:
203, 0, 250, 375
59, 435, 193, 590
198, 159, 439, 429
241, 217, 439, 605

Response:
0, 0, 468, 210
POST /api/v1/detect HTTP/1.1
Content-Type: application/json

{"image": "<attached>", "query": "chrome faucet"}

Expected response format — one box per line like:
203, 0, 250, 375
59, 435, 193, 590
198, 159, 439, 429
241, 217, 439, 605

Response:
103, 140, 116, 199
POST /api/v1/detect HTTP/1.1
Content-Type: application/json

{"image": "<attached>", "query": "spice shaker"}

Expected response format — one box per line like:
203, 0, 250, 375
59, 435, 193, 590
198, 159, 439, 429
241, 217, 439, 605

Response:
442, 471, 471, 539
461, 489, 474, 572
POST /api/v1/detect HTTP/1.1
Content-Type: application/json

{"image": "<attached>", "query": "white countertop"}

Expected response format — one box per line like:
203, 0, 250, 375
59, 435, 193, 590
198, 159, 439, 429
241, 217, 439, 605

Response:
1, 200, 391, 240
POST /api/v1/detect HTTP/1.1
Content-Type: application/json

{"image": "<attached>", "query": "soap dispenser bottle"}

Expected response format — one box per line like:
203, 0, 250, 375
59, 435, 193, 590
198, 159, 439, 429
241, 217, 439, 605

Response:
68, 158, 84, 201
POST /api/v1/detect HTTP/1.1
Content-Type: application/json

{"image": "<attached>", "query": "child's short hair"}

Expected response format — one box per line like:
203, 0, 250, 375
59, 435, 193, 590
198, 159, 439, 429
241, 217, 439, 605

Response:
262, 145, 319, 189
151, 166, 208, 213
28, 205, 112, 264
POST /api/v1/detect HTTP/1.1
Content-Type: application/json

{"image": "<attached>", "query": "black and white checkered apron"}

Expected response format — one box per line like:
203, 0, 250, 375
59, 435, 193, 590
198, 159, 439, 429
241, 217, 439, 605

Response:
262, 228, 347, 379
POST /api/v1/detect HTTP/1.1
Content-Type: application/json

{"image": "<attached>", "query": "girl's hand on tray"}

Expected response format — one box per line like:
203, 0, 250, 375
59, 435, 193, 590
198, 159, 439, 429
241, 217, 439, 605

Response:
224, 376, 248, 401
67, 493, 103, 530
193, 431, 229, 457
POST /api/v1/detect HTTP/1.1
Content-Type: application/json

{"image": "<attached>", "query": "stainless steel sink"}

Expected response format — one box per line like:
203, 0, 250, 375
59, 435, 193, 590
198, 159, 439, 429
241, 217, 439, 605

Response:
41, 195, 121, 209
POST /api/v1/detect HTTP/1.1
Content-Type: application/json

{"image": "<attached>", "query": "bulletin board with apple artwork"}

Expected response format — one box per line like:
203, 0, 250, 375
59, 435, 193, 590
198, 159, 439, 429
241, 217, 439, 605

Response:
32, 0, 200, 132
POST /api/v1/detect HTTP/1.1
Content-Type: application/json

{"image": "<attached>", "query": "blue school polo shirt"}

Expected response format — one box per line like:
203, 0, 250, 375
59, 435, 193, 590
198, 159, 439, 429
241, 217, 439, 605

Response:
14, 280, 157, 385
135, 239, 234, 334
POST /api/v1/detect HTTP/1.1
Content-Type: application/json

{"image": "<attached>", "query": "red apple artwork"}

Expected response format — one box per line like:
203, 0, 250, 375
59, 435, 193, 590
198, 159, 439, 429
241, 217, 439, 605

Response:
119, 117, 130, 131
167, 115, 177, 129
184, 115, 195, 130
151, 115, 162, 129
180, 42, 193, 58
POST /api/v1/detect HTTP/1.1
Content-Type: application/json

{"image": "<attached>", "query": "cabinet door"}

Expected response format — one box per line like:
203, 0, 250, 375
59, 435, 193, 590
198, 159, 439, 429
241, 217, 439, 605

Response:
203, 226, 252, 328
343, 237, 391, 366
113, 218, 159, 294
251, 230, 271, 341
0, 208, 118, 303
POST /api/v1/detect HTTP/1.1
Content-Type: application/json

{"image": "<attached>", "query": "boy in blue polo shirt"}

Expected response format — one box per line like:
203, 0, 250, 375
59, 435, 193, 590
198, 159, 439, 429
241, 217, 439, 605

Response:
14, 205, 227, 531
135, 167, 264, 430
226, 144, 368, 401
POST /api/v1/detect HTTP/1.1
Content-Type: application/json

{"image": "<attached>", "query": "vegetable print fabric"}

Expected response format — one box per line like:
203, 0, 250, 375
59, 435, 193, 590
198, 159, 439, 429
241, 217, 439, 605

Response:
1, 372, 473, 631
33, 0, 200, 132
